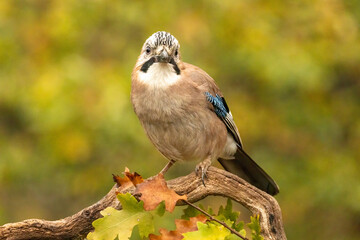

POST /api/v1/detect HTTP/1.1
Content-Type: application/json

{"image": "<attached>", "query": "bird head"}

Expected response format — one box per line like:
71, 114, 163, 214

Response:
135, 31, 181, 74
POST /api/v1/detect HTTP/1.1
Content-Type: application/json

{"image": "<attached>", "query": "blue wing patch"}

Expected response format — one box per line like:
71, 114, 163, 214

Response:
205, 92, 228, 118
205, 92, 242, 146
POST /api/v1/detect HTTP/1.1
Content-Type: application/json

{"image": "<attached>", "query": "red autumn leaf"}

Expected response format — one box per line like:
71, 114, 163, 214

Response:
113, 167, 144, 190
135, 173, 187, 212
124, 170, 144, 186
149, 215, 208, 240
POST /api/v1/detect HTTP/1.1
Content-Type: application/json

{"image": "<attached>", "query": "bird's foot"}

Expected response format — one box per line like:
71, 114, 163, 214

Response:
160, 159, 176, 175
195, 158, 212, 186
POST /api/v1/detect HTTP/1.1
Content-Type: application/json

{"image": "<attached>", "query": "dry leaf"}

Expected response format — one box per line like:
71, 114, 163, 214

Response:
175, 215, 208, 233
125, 171, 144, 186
135, 174, 187, 212
149, 215, 207, 240
112, 173, 132, 189
113, 167, 144, 191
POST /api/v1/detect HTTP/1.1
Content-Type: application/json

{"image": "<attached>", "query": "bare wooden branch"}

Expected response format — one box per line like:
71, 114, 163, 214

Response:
0, 167, 286, 240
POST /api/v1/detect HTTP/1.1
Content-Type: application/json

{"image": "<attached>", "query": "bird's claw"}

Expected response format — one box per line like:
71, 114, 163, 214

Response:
195, 166, 208, 186
195, 159, 211, 187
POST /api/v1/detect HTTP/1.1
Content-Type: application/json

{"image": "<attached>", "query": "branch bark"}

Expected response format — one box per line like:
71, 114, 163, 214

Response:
0, 167, 286, 240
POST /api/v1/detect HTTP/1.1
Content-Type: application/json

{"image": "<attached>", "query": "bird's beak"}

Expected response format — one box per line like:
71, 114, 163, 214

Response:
156, 49, 171, 63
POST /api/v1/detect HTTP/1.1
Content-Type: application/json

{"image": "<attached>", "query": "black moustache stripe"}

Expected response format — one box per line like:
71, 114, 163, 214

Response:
140, 57, 155, 73
140, 56, 181, 75
170, 58, 181, 75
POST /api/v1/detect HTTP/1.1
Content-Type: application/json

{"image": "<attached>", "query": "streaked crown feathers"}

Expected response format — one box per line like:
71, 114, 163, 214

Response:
145, 31, 179, 48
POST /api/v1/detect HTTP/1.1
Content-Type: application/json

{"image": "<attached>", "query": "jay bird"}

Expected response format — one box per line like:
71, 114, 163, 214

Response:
131, 31, 279, 195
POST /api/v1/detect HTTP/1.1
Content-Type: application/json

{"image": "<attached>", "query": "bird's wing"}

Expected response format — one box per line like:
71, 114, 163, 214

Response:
183, 63, 279, 195
205, 93, 242, 146
183, 63, 243, 147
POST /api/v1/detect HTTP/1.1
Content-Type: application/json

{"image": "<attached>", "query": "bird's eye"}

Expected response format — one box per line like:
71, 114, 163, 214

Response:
175, 49, 178, 56
145, 47, 151, 54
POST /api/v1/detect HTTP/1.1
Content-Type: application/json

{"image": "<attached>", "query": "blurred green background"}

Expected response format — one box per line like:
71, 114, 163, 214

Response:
1, 0, 359, 239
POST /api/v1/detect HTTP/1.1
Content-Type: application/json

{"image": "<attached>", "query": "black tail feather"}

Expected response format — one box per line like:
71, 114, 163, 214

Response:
218, 146, 279, 196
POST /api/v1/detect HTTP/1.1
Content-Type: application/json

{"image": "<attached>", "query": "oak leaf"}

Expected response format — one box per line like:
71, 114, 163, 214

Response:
87, 193, 154, 240
247, 215, 264, 240
135, 173, 187, 212
113, 167, 143, 190
182, 221, 232, 240
149, 215, 207, 240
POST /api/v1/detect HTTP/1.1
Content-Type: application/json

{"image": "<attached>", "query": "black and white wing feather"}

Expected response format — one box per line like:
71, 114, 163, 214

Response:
205, 92, 242, 147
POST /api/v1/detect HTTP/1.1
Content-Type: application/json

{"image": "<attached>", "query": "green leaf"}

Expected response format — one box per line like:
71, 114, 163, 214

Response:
225, 233, 244, 240
199, 203, 214, 216
218, 199, 239, 223
216, 199, 244, 233
87, 193, 154, 240
181, 205, 202, 219
154, 200, 166, 217
181, 204, 215, 220
182, 222, 231, 240
247, 215, 264, 240
181, 199, 247, 239
234, 222, 245, 233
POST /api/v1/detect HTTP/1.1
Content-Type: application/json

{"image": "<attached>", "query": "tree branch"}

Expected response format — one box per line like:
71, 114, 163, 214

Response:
0, 167, 286, 240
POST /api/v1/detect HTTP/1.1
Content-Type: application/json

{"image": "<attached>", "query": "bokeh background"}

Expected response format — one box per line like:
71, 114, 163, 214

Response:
1, 0, 359, 239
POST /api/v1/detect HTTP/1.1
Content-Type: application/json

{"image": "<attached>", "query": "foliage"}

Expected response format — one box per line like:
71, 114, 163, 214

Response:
217, 199, 244, 232
182, 222, 233, 240
135, 174, 187, 212
88, 192, 171, 240
88, 172, 262, 240
1, 1, 360, 239
181, 199, 247, 239
113, 167, 144, 189
247, 216, 263, 240
88, 193, 156, 240
149, 215, 208, 240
